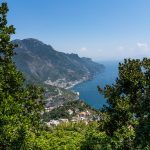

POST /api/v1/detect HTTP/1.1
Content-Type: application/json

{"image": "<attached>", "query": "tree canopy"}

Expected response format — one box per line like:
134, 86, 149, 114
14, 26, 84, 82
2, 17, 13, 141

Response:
0, 3, 44, 149
96, 58, 150, 149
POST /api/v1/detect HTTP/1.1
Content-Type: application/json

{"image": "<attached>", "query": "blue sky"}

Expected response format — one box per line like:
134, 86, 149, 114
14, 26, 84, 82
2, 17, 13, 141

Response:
3, 0, 150, 60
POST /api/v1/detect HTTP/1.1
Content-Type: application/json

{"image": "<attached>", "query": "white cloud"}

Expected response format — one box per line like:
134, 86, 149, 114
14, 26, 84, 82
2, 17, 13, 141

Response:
136, 42, 149, 51
72, 42, 150, 61
137, 42, 147, 47
79, 47, 88, 52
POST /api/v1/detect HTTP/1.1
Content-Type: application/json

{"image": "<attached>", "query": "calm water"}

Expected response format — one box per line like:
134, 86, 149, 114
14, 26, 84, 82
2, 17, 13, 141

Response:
72, 61, 119, 109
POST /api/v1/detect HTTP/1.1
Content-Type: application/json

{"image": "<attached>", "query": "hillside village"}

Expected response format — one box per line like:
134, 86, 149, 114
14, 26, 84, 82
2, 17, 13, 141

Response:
44, 76, 89, 89
46, 109, 101, 127
42, 85, 101, 127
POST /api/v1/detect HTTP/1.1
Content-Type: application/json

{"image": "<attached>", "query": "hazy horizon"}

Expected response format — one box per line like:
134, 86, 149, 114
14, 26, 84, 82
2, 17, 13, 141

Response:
6, 0, 150, 61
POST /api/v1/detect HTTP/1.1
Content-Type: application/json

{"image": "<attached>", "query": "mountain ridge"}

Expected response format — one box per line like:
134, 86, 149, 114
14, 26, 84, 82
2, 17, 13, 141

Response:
13, 38, 104, 87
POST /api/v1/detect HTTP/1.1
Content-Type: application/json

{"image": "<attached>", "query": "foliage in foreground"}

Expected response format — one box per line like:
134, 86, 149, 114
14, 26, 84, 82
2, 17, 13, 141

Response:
0, 2, 150, 150
96, 58, 150, 149
0, 3, 44, 149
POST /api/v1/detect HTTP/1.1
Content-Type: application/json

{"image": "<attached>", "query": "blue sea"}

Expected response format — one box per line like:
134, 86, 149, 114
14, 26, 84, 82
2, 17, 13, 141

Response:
72, 61, 119, 109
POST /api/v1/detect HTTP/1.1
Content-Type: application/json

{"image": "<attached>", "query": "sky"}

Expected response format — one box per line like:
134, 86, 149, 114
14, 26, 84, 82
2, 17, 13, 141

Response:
3, 0, 150, 61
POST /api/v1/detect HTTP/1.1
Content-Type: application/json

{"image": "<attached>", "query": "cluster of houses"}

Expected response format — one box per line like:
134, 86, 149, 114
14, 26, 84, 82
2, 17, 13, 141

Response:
46, 110, 101, 127
44, 77, 88, 89
44, 87, 101, 127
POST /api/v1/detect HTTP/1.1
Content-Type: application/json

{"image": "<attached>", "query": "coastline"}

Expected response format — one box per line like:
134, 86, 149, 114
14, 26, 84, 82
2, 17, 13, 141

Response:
44, 71, 104, 90
44, 76, 90, 89
65, 77, 89, 89
66, 71, 104, 90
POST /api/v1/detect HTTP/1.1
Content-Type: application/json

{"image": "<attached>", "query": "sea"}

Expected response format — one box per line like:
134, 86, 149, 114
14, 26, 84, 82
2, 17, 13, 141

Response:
72, 61, 119, 109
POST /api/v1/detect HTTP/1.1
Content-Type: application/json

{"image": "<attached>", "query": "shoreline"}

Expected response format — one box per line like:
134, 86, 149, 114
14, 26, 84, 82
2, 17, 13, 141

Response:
66, 72, 102, 89
44, 76, 90, 90
44, 71, 104, 90
65, 77, 89, 89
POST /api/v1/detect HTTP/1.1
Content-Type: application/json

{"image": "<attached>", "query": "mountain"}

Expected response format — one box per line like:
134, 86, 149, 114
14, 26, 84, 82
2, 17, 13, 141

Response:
13, 38, 104, 87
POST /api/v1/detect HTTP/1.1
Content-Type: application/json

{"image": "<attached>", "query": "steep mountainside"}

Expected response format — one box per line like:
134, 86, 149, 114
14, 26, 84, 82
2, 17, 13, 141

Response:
13, 38, 104, 85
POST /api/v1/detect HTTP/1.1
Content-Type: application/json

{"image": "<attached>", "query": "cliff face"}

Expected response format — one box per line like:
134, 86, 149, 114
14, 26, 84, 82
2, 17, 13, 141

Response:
13, 38, 104, 84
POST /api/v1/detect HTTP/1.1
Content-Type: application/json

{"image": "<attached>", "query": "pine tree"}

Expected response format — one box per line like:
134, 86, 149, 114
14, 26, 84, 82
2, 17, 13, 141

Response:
98, 58, 150, 149
0, 3, 44, 149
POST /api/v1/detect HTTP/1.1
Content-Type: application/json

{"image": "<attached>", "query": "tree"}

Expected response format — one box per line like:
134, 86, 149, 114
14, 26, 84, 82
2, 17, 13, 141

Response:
0, 3, 44, 149
97, 58, 150, 149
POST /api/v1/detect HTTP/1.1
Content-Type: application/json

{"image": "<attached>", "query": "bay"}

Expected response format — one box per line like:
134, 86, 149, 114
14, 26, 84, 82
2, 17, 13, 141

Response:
72, 61, 119, 109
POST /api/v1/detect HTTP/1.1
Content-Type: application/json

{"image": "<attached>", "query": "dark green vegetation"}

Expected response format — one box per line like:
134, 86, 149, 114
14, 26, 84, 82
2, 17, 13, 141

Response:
0, 3, 44, 149
96, 58, 150, 149
1, 2, 150, 149
13, 38, 104, 83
